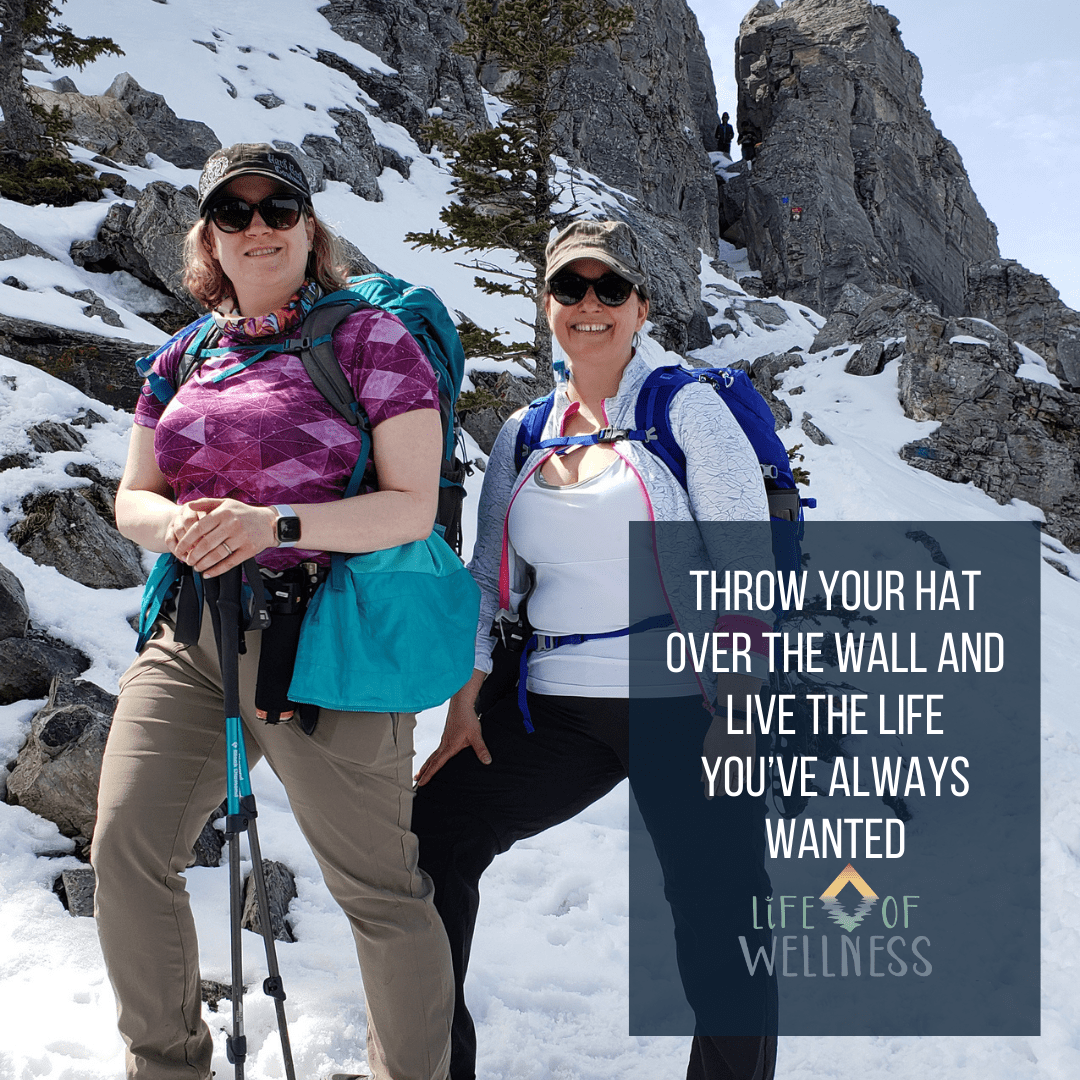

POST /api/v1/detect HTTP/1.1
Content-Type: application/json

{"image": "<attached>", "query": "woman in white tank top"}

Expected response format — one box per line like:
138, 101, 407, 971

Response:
413, 220, 777, 1080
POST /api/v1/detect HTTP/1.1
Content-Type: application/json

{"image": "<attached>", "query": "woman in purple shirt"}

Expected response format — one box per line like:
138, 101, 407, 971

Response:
91, 144, 453, 1080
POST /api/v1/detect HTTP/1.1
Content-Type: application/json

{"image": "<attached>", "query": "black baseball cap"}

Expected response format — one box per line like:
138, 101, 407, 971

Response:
198, 143, 311, 214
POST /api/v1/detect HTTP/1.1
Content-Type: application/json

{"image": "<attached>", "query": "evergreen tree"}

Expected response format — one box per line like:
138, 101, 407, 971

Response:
0, 0, 123, 204
407, 0, 633, 394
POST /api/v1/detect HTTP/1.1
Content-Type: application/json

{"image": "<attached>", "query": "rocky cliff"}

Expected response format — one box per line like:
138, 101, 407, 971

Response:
722, 0, 1000, 318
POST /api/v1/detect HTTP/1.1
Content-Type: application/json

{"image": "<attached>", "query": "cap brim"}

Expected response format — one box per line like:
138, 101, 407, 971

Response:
545, 247, 646, 286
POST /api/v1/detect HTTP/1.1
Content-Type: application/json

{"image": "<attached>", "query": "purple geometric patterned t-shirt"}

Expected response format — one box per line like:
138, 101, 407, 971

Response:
135, 307, 438, 568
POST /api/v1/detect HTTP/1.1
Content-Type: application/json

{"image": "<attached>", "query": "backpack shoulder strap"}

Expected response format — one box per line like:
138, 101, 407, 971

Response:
294, 295, 375, 430
514, 392, 558, 474
635, 365, 697, 489
176, 318, 222, 390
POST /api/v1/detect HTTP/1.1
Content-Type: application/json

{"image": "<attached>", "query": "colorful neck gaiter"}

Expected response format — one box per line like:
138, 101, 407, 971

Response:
213, 278, 322, 341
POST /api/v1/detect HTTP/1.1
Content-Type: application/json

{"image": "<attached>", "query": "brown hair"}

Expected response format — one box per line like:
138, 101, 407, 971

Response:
182, 205, 350, 311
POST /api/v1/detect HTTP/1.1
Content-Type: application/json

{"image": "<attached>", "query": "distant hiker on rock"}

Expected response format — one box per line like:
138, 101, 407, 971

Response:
412, 219, 778, 1080
717, 111, 735, 155
92, 143, 454, 1080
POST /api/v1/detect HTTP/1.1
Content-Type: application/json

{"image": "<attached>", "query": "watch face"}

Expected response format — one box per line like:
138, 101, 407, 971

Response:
277, 516, 302, 544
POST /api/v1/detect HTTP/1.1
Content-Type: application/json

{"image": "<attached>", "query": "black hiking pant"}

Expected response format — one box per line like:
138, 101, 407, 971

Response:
412, 689, 777, 1080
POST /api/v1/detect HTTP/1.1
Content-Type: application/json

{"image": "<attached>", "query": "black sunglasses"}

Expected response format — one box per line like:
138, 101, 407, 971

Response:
207, 194, 305, 233
548, 270, 636, 308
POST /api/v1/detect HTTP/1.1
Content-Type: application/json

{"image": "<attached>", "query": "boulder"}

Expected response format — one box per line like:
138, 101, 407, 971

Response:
0, 636, 90, 705
70, 182, 201, 309
728, 0, 1000, 316
28, 87, 149, 166
241, 860, 298, 943
5, 677, 112, 844
27, 420, 86, 453
105, 73, 221, 170
8, 487, 145, 590
0, 562, 29, 641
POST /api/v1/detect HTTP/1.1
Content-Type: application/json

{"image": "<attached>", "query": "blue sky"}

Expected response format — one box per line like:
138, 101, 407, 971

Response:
687, 0, 1080, 309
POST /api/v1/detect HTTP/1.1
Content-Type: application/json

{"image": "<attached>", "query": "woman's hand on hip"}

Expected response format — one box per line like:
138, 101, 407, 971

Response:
415, 672, 492, 786
169, 497, 276, 577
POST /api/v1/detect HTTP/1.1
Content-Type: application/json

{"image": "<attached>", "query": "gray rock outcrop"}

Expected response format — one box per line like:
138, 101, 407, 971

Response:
727, 0, 1000, 317
0, 222, 55, 262
104, 73, 221, 170
9, 485, 145, 590
317, 0, 488, 140
897, 314, 1080, 548
28, 87, 149, 166
807, 281, 1080, 547
5, 678, 116, 840
302, 109, 383, 202
965, 260, 1080, 388
71, 182, 201, 310
0, 312, 148, 409
548, 0, 721, 255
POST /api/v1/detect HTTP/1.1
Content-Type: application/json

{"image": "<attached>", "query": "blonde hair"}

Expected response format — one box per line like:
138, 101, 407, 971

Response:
182, 205, 350, 311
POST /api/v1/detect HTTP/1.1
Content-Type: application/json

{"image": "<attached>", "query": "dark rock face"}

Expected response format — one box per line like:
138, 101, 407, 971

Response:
104, 73, 221, 170
965, 260, 1080, 388
550, 0, 721, 255
241, 860, 298, 943
5, 678, 114, 838
27, 419, 86, 453
317, 0, 488, 140
9, 488, 146, 590
302, 109, 384, 202
729, 0, 999, 317
0, 312, 148, 410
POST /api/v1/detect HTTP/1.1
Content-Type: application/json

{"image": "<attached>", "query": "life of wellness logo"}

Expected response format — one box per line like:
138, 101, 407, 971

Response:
741, 864, 931, 978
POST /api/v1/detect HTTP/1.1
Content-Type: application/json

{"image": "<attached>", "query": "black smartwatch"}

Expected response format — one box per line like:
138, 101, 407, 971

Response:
273, 504, 302, 547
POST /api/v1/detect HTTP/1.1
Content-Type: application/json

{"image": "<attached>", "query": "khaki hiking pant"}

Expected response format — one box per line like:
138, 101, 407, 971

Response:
91, 612, 453, 1080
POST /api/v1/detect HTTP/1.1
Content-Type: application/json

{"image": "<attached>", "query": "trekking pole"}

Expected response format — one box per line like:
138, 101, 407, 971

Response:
207, 568, 297, 1080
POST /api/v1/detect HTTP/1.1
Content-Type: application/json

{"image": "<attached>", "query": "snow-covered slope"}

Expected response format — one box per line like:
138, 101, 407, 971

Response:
0, 2, 1077, 1078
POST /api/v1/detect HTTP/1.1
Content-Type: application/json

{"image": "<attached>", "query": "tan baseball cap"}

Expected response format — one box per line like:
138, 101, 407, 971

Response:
544, 219, 648, 288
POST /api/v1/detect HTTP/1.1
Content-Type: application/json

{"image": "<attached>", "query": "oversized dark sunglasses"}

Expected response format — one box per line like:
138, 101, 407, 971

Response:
548, 270, 636, 307
207, 194, 305, 233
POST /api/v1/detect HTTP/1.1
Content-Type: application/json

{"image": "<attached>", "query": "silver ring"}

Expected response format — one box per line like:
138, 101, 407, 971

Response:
222, 542, 232, 556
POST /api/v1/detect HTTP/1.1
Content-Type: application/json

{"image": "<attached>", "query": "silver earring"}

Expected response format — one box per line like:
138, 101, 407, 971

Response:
632, 331, 640, 350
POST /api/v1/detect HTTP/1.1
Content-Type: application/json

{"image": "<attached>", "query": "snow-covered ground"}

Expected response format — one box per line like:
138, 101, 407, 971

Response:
0, 1, 1077, 1077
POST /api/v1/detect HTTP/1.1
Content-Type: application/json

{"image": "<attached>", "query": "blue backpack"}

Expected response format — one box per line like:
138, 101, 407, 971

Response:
513, 364, 814, 527
136, 273, 471, 553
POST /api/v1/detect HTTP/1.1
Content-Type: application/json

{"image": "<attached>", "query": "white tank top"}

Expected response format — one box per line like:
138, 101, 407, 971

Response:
507, 455, 696, 697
